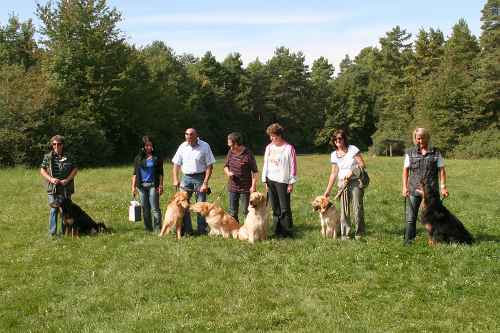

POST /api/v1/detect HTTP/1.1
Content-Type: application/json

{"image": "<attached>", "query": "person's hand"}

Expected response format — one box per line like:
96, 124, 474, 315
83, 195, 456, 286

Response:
323, 191, 330, 198
250, 185, 256, 193
173, 180, 180, 188
264, 183, 268, 191
227, 171, 234, 177
287, 184, 294, 193
200, 183, 209, 193
49, 177, 60, 185
441, 186, 449, 198
402, 186, 409, 197
132, 187, 138, 196
60, 178, 68, 186
157, 185, 164, 195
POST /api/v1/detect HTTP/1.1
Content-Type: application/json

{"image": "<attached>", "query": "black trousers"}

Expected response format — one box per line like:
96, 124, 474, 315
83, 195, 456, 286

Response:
266, 178, 293, 237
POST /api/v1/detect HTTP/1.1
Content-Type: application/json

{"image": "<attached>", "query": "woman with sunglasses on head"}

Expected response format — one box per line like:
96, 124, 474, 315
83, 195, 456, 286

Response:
131, 136, 164, 233
40, 135, 78, 237
323, 129, 367, 240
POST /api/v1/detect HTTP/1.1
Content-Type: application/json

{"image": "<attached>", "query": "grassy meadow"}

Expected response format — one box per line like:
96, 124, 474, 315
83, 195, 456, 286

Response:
1, 155, 499, 332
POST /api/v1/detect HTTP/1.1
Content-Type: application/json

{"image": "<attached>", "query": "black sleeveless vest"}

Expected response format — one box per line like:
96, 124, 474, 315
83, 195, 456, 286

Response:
407, 146, 441, 196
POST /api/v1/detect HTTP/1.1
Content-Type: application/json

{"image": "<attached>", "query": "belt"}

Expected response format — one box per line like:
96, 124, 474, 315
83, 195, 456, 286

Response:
185, 171, 205, 176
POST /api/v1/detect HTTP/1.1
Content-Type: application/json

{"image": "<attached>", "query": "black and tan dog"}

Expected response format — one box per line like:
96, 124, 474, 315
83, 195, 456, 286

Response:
418, 182, 473, 245
57, 198, 109, 237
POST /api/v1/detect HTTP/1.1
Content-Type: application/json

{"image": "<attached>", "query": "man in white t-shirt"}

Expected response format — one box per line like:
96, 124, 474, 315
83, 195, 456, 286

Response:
172, 128, 216, 235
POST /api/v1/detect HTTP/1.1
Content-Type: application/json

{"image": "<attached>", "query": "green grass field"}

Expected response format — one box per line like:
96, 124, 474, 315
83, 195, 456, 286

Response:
1, 155, 499, 332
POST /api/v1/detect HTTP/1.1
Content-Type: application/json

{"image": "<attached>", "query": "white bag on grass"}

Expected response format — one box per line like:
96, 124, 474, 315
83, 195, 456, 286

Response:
129, 199, 142, 222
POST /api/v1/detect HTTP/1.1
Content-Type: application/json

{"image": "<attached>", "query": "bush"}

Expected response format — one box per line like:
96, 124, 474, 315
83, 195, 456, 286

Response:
450, 127, 500, 159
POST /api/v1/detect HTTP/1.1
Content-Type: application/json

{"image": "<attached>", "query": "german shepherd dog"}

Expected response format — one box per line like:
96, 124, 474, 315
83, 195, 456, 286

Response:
418, 182, 473, 245
58, 198, 109, 237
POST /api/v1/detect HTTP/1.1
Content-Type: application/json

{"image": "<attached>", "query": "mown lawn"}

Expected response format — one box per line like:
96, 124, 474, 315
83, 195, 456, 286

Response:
0, 155, 499, 332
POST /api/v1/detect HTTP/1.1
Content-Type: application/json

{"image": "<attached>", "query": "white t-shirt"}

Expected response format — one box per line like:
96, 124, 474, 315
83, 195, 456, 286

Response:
330, 145, 360, 187
172, 139, 216, 174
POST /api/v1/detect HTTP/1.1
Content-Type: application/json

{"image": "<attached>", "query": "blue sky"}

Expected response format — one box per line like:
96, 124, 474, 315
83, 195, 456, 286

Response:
1, 0, 483, 70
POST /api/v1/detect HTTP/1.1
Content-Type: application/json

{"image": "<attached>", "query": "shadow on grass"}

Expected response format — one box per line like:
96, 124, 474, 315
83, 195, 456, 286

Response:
472, 233, 500, 243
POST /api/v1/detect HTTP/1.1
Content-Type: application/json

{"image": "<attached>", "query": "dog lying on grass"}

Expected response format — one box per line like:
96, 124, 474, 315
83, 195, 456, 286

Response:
238, 192, 268, 244
418, 182, 473, 245
189, 202, 240, 239
311, 195, 340, 239
57, 198, 109, 238
159, 191, 190, 239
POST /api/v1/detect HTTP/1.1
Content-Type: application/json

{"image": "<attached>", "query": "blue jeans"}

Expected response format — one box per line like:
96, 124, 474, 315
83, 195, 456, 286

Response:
138, 184, 161, 232
228, 192, 250, 223
47, 193, 69, 236
181, 173, 208, 234
405, 195, 422, 242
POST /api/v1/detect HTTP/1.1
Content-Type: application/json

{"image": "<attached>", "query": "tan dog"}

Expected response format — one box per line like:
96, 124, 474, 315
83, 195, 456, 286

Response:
312, 196, 340, 239
189, 202, 240, 238
238, 192, 268, 244
159, 191, 190, 239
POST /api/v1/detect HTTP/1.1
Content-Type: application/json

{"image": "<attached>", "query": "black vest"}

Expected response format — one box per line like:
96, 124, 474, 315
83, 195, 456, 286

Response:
407, 146, 440, 196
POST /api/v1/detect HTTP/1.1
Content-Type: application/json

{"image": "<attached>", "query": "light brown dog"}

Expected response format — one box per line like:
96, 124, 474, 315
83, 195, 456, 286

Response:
159, 191, 190, 239
312, 196, 340, 239
238, 192, 268, 244
189, 202, 240, 238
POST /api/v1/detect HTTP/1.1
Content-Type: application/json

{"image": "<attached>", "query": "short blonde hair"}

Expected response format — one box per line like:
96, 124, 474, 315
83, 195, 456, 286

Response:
412, 127, 431, 145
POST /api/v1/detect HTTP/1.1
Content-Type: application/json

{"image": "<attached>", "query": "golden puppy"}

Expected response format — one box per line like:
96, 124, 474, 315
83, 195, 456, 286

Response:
311, 196, 340, 239
159, 191, 190, 239
238, 192, 268, 244
189, 202, 240, 238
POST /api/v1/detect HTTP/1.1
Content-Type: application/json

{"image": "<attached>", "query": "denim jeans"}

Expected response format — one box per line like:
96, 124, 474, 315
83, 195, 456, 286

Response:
405, 195, 422, 242
339, 182, 365, 238
47, 193, 69, 236
228, 192, 250, 223
181, 173, 208, 234
138, 184, 161, 232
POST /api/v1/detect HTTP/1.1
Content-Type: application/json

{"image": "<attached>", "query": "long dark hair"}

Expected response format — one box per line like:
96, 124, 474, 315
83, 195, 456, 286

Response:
330, 129, 349, 149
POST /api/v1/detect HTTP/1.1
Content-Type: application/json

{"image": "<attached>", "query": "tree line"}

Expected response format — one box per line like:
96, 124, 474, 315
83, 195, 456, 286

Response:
0, 0, 498, 166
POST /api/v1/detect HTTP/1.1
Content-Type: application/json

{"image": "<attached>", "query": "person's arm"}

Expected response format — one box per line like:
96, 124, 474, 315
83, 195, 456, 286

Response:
131, 174, 137, 196
250, 172, 258, 193
402, 167, 410, 197
200, 164, 213, 192
323, 164, 339, 197
60, 167, 77, 186
287, 145, 297, 193
40, 168, 59, 185
172, 164, 181, 188
439, 167, 449, 198
158, 175, 164, 195
354, 153, 366, 169
224, 166, 234, 178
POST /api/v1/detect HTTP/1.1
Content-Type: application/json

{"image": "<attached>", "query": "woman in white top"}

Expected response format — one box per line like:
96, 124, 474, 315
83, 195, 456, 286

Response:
323, 129, 367, 239
262, 123, 297, 238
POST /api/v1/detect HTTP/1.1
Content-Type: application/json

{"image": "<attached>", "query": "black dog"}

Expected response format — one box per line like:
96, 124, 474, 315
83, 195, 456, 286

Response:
59, 198, 108, 237
419, 182, 473, 245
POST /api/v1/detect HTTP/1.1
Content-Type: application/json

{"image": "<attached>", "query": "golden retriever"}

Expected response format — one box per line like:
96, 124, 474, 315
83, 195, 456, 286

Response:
238, 192, 268, 244
189, 202, 240, 238
312, 196, 340, 239
159, 191, 190, 239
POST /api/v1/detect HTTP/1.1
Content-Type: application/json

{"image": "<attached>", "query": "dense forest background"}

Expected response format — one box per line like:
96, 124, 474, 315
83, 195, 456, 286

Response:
0, 0, 498, 166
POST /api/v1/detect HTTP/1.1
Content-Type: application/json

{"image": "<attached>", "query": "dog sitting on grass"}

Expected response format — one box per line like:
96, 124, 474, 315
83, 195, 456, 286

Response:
238, 192, 268, 244
189, 202, 240, 239
57, 198, 108, 238
311, 195, 340, 239
159, 191, 190, 239
418, 182, 473, 245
